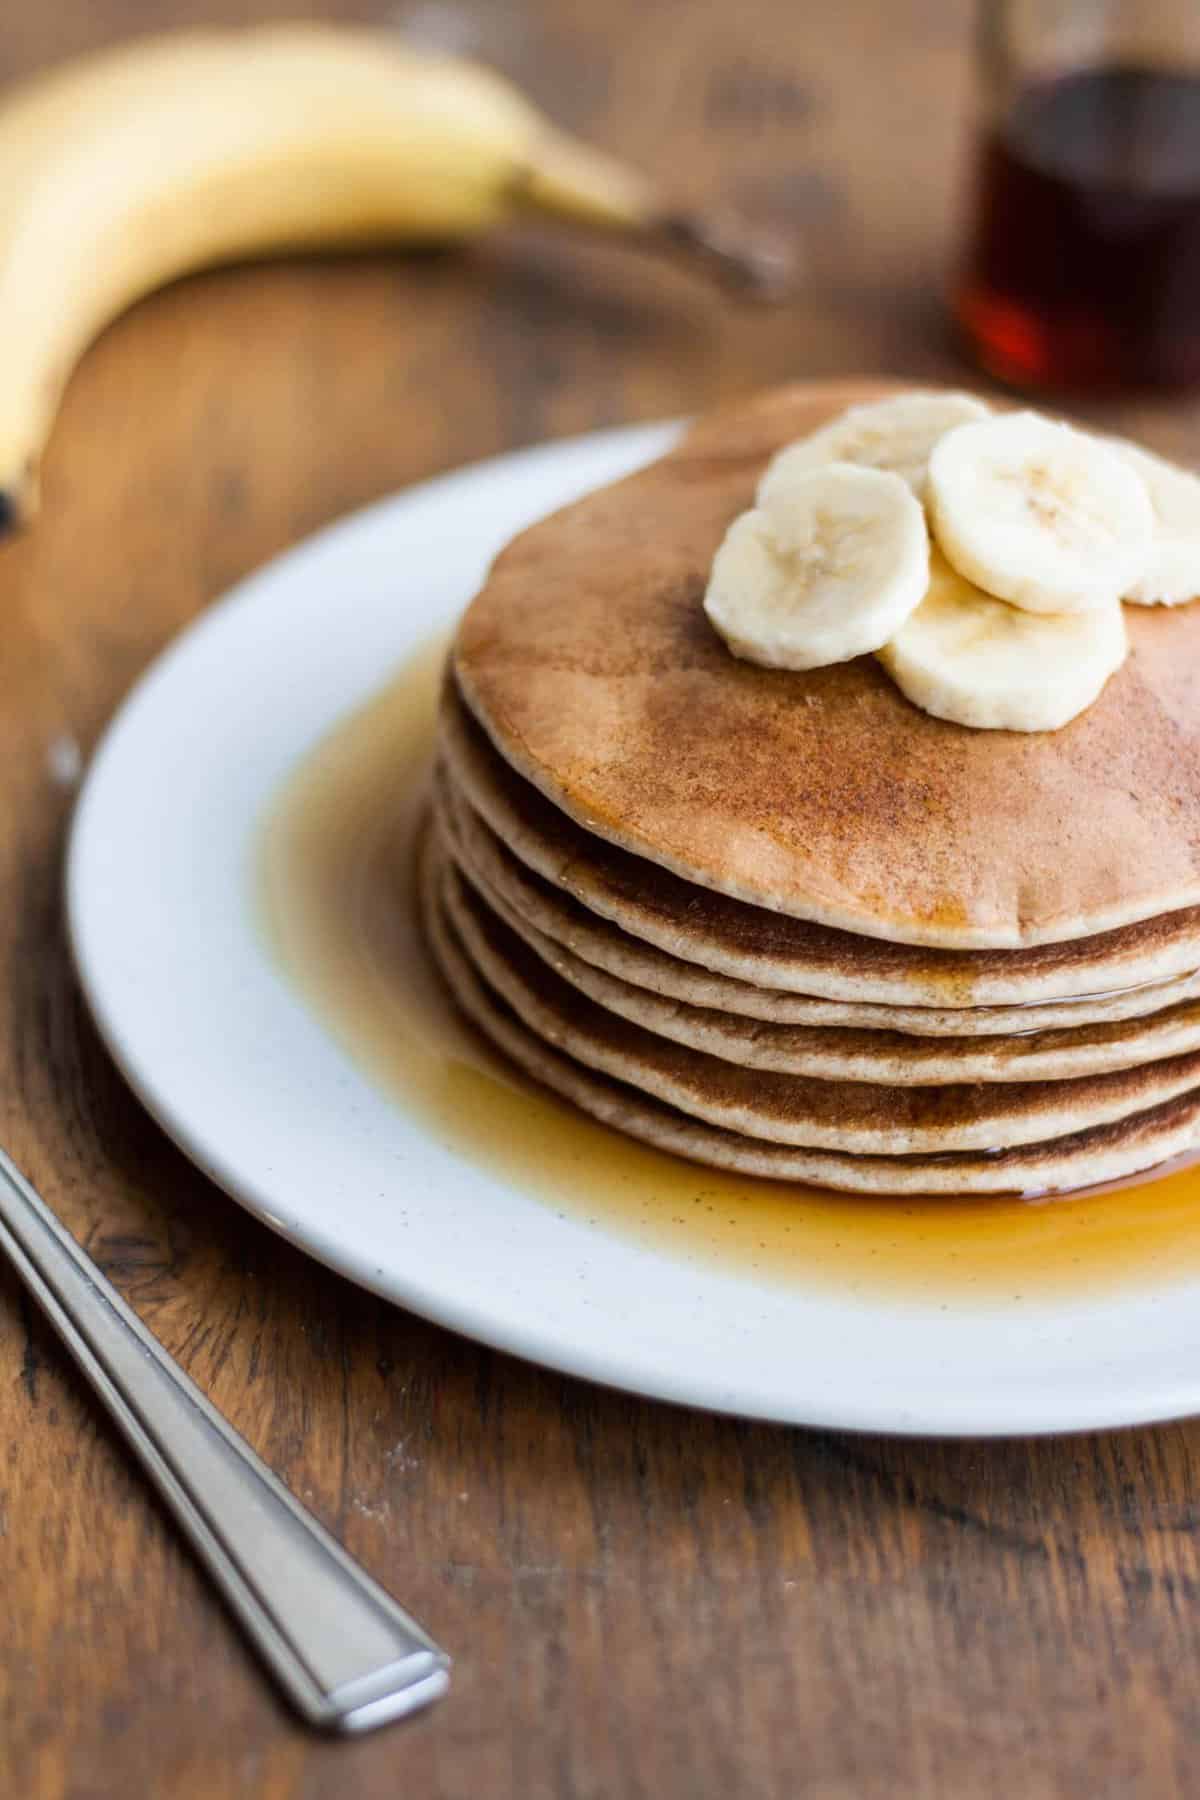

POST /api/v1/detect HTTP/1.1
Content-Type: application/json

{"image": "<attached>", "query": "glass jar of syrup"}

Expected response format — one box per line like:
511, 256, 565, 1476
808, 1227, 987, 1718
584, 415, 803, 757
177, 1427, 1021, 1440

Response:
956, 0, 1200, 390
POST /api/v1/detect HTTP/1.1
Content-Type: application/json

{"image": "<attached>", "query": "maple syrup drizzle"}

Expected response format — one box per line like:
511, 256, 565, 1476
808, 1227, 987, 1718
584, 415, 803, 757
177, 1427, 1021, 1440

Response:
259, 637, 1200, 1303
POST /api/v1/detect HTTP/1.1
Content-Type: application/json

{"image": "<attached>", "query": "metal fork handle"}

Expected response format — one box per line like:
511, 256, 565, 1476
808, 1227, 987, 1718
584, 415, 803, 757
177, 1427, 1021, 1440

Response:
0, 1145, 450, 1732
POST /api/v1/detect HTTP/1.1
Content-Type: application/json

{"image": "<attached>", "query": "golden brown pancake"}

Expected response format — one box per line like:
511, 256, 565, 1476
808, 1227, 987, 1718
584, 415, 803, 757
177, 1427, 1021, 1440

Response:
439, 842, 1200, 1085
433, 758, 1200, 1035
438, 682, 1200, 1006
419, 832, 1200, 1195
436, 838, 1200, 1155
453, 378, 1200, 950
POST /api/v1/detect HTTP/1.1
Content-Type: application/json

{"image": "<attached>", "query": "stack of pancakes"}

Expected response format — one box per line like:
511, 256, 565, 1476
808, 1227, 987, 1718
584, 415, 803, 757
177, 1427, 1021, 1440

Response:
421, 381, 1200, 1196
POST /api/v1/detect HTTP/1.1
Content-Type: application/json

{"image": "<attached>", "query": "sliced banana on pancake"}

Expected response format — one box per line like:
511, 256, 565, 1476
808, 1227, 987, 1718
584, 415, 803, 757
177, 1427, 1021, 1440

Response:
703, 462, 929, 671
928, 410, 1153, 614
877, 549, 1127, 732
757, 391, 990, 501
1109, 441, 1200, 606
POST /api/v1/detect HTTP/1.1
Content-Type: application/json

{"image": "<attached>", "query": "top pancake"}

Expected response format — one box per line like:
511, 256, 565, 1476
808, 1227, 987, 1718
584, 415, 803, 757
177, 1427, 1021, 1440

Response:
454, 378, 1200, 951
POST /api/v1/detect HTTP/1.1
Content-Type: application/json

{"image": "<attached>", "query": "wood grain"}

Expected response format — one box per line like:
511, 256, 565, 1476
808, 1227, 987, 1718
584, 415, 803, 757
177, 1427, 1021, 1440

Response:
3, 3, 1200, 1796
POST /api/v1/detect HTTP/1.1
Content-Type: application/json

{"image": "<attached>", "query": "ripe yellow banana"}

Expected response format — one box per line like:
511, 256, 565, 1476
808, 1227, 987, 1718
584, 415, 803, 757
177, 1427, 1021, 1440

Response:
0, 23, 787, 529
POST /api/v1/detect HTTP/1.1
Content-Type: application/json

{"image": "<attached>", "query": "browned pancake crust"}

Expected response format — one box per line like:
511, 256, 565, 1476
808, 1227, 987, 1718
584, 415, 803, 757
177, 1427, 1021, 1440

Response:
419, 829, 1200, 1195
439, 680, 1200, 1005
432, 760, 1200, 1034
438, 841, 1200, 1154
438, 826, 1200, 1086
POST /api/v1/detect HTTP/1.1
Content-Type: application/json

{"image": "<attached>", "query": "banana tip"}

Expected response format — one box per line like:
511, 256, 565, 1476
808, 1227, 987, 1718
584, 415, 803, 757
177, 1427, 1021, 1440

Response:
0, 463, 39, 534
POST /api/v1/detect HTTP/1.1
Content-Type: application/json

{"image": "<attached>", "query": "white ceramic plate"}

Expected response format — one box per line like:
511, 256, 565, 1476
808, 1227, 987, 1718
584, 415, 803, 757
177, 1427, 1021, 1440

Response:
67, 423, 1200, 1438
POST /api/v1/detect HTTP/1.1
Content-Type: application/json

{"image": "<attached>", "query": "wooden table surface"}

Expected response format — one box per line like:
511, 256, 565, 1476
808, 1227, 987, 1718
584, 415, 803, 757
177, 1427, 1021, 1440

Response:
5, 3, 1200, 1796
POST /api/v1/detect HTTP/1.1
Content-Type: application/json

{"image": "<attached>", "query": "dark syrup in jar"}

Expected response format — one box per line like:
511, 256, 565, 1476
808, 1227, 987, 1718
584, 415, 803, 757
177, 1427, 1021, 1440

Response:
957, 66, 1200, 389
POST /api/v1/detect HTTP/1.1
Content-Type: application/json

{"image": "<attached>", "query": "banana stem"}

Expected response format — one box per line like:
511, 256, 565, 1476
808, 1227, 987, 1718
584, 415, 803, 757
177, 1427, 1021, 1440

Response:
650, 212, 799, 301
517, 129, 799, 301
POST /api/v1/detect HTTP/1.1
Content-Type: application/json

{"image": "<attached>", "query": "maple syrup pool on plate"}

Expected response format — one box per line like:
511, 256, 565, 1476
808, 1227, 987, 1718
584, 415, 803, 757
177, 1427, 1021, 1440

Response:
258, 636, 1200, 1304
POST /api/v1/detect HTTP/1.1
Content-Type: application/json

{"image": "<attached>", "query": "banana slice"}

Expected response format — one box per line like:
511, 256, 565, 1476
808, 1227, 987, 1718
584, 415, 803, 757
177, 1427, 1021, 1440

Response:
877, 549, 1128, 732
757, 390, 991, 503
1109, 441, 1200, 606
928, 410, 1153, 615
704, 463, 929, 671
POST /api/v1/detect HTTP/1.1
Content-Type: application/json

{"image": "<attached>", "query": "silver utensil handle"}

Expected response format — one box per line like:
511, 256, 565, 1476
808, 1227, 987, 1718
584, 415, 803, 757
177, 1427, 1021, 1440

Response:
0, 1146, 449, 1732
